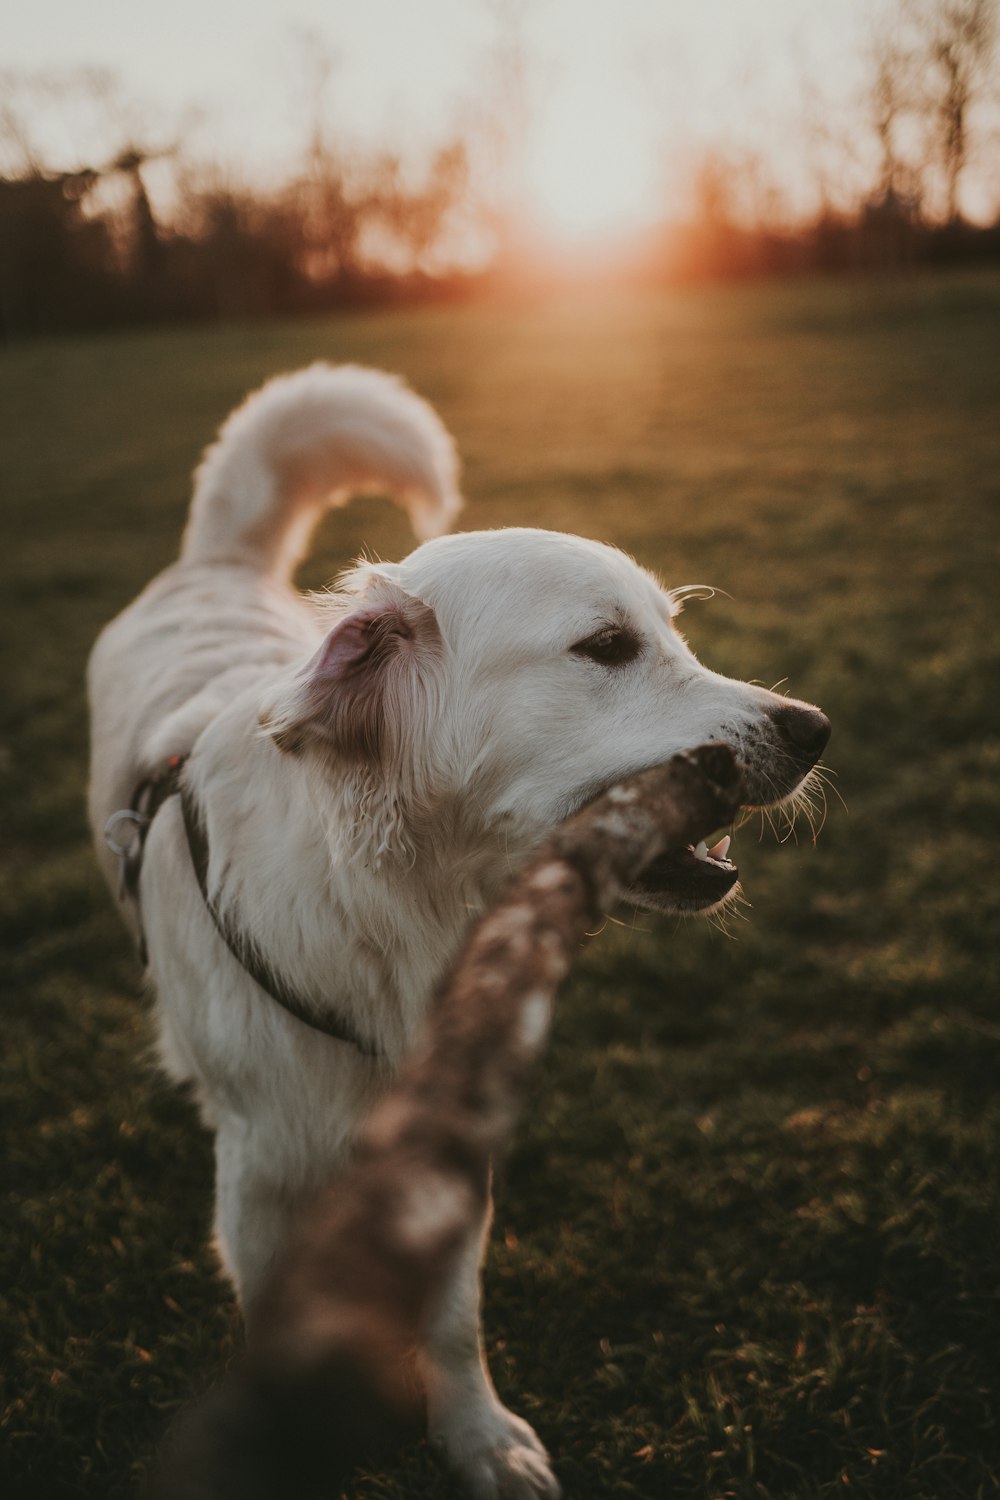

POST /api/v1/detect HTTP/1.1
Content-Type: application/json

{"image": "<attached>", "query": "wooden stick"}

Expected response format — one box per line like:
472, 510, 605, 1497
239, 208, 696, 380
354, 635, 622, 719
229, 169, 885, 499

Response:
151, 744, 743, 1500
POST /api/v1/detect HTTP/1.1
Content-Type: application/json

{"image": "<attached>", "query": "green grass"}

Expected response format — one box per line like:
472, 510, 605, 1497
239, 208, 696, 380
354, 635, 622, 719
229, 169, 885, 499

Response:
2, 272, 999, 1499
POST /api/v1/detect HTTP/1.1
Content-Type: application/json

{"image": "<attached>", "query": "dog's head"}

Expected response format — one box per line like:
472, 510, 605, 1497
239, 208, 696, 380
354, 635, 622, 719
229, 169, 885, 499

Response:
262, 529, 829, 914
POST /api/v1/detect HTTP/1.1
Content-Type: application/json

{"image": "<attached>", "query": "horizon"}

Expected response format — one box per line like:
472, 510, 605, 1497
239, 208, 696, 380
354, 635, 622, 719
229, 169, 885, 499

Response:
9, 0, 1000, 250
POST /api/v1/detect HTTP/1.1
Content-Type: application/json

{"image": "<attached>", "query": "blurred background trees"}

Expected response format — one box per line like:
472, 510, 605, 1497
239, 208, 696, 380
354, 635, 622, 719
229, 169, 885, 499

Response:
1, 0, 998, 339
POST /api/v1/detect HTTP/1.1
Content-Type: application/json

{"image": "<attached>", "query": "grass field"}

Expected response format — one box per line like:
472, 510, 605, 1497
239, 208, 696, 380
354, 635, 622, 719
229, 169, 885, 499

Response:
2, 272, 999, 1500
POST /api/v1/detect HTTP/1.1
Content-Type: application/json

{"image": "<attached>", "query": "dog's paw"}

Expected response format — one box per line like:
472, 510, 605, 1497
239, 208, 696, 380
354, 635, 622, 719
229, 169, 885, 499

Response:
431, 1402, 561, 1500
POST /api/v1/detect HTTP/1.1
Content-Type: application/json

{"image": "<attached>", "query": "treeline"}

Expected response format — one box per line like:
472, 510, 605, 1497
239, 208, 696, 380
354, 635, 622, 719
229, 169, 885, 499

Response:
649, 168, 1000, 286
647, 0, 1000, 283
2, 0, 998, 337
6, 147, 1000, 342
0, 143, 480, 338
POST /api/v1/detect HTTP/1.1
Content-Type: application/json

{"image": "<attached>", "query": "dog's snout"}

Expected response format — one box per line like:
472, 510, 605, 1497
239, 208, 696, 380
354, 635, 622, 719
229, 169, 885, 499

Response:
769, 704, 831, 765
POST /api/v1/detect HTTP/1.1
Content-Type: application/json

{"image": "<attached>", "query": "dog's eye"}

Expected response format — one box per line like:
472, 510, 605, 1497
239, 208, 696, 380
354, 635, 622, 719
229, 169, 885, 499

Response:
570, 626, 642, 667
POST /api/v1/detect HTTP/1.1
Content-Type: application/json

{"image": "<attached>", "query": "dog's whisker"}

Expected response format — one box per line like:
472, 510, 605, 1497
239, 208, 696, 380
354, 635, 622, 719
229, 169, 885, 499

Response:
814, 763, 849, 815
810, 778, 833, 841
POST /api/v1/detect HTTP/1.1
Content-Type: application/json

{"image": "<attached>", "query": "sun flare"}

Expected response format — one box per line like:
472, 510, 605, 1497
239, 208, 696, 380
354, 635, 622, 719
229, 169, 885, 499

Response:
525, 83, 660, 245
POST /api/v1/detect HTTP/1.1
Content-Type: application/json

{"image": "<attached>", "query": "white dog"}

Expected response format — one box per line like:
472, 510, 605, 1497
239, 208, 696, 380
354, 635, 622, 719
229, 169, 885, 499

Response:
88, 364, 829, 1500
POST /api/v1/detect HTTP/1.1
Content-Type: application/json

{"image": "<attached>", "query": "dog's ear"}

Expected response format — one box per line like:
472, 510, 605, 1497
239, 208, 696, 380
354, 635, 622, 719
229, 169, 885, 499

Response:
262, 578, 442, 759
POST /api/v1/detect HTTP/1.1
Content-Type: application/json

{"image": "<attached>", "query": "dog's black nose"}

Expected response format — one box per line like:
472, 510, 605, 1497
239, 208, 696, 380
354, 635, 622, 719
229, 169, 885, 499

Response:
769, 704, 831, 766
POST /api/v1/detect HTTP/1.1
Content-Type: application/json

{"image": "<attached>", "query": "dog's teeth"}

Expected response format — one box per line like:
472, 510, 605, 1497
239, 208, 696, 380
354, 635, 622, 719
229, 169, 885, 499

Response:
708, 835, 732, 862
693, 840, 709, 862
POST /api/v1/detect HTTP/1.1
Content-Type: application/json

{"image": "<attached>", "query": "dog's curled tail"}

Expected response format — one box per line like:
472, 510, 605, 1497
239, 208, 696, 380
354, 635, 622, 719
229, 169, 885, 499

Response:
181, 363, 462, 578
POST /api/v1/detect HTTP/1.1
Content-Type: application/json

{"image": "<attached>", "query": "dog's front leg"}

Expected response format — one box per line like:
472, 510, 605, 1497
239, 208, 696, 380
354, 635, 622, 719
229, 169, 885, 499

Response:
420, 1173, 560, 1500
212, 1120, 314, 1319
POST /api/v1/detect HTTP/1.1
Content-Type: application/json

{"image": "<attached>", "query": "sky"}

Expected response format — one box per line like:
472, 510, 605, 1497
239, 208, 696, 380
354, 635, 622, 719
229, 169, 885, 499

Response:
6, 0, 993, 236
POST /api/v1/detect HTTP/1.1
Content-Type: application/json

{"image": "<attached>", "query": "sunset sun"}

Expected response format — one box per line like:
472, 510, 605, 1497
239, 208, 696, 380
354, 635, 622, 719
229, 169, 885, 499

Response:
525, 86, 660, 244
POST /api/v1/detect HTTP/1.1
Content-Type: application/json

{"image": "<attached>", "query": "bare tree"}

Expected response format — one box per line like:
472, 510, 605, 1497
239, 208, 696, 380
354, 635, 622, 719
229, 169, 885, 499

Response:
279, 27, 362, 280
100, 144, 179, 277
0, 74, 42, 177
865, 18, 922, 206
365, 142, 471, 271
908, 0, 998, 221
456, 0, 544, 259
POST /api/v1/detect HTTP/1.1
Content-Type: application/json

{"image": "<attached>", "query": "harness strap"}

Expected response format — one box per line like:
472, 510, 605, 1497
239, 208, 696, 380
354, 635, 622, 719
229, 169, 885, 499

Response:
177, 783, 384, 1060
104, 756, 188, 905
106, 758, 384, 1060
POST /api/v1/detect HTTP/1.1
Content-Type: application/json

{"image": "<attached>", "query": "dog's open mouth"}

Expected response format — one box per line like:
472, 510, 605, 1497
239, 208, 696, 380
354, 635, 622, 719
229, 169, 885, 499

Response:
634, 832, 738, 913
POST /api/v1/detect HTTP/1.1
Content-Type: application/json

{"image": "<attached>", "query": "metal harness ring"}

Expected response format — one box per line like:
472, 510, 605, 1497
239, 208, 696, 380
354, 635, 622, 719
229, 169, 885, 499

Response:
103, 807, 150, 858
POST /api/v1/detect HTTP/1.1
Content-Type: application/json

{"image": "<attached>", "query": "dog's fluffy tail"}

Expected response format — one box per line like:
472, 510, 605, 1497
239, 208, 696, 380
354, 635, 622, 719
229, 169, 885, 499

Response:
181, 363, 461, 578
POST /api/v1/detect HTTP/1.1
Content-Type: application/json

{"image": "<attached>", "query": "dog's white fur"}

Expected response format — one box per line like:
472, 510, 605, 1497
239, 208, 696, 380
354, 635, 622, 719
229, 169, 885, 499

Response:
88, 363, 824, 1500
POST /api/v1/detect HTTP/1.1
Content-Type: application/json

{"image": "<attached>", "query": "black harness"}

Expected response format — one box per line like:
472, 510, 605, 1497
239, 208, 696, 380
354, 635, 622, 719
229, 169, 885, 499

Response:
103, 758, 385, 1060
